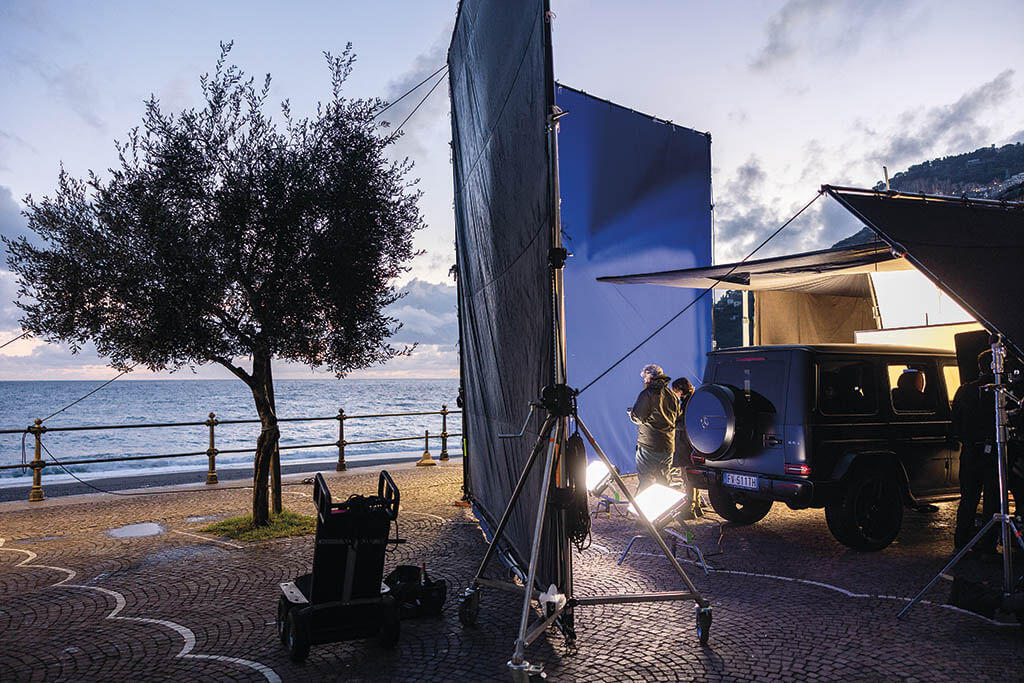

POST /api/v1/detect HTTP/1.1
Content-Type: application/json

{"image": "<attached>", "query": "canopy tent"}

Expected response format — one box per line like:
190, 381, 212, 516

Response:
823, 186, 1024, 358
599, 242, 911, 346
597, 242, 912, 295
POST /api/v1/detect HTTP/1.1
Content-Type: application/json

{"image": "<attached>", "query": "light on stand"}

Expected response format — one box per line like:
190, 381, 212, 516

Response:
620, 483, 707, 573
585, 460, 613, 496
627, 483, 688, 527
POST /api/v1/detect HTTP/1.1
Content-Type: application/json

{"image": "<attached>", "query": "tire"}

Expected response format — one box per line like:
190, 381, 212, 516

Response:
825, 464, 904, 551
277, 596, 292, 646
707, 482, 773, 524
378, 595, 401, 648
458, 588, 480, 627
286, 607, 311, 663
695, 607, 712, 646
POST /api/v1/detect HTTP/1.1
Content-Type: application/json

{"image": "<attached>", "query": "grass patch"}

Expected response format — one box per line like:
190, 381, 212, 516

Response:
201, 509, 315, 542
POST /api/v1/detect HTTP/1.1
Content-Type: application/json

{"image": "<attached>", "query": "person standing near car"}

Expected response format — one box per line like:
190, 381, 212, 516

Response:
951, 350, 1000, 555
628, 364, 679, 490
671, 377, 704, 519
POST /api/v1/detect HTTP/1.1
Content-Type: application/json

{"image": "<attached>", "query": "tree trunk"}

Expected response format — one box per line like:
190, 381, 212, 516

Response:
249, 351, 280, 526
266, 366, 283, 515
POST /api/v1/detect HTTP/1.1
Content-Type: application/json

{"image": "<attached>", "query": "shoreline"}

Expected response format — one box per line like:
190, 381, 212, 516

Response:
0, 451, 462, 504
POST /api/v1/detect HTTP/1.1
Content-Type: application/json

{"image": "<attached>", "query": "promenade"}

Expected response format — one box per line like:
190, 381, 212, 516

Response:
1, 460, 1021, 682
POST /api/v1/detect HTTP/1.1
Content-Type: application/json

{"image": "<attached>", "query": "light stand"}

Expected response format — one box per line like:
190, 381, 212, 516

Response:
457, 387, 713, 681
898, 336, 1024, 619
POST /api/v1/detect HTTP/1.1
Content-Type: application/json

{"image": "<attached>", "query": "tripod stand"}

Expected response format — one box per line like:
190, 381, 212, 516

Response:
899, 337, 1024, 619
457, 385, 712, 681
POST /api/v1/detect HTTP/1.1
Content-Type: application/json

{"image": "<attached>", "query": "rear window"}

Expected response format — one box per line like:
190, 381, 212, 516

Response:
712, 357, 788, 412
818, 360, 877, 415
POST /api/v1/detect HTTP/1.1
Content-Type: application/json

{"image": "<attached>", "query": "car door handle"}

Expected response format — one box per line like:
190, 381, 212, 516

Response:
763, 435, 783, 448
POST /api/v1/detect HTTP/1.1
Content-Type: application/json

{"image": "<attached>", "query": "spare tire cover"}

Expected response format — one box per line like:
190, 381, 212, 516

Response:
685, 384, 738, 460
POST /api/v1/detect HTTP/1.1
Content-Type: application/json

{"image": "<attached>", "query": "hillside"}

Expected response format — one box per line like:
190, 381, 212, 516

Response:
872, 142, 1024, 200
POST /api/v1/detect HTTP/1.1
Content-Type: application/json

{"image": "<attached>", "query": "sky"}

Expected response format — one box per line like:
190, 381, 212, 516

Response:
1, 0, 1022, 380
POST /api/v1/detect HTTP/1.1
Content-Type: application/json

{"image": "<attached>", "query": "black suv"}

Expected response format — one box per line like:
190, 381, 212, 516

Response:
684, 344, 962, 551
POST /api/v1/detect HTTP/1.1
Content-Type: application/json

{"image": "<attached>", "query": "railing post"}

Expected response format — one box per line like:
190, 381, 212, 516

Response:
417, 429, 437, 467
440, 404, 450, 461
336, 409, 347, 472
28, 418, 45, 502
205, 412, 219, 485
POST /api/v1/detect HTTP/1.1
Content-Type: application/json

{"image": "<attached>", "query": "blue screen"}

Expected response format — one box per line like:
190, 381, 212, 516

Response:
557, 85, 713, 474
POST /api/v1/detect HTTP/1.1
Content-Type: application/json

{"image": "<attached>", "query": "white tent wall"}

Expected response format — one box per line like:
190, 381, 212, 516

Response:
752, 290, 877, 345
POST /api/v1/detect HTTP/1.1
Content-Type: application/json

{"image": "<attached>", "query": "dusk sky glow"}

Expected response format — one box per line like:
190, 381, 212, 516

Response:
1, 1, 1022, 380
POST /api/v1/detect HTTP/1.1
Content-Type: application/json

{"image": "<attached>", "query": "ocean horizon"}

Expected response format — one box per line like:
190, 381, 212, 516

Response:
0, 378, 460, 483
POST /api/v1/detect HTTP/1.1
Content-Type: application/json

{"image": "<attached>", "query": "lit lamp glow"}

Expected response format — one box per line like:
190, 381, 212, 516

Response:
628, 484, 688, 527
585, 460, 613, 496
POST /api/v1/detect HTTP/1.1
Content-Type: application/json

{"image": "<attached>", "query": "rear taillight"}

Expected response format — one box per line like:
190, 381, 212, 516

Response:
690, 451, 705, 465
784, 463, 811, 476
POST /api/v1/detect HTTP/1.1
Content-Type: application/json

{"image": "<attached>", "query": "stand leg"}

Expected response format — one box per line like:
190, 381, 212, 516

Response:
510, 419, 561, 665
471, 415, 556, 584
897, 516, 1000, 618
576, 416, 710, 609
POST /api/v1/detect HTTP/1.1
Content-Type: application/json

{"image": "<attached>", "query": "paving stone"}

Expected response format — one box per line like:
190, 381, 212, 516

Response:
1, 462, 1022, 681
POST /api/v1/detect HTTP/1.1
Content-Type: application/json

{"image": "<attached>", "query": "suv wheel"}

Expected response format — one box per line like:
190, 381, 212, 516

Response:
825, 464, 903, 551
707, 483, 773, 524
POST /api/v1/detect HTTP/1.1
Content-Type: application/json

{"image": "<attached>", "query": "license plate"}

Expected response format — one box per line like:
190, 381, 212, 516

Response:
723, 472, 758, 490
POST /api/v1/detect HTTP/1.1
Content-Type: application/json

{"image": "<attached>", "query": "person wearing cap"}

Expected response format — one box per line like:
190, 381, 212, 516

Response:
628, 364, 680, 490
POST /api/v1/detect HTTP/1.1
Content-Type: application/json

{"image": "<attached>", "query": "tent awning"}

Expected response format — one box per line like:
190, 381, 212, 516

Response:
823, 185, 1024, 357
596, 242, 912, 297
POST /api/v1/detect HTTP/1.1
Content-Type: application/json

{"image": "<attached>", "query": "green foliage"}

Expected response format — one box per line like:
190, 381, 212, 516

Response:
201, 508, 315, 541
5, 41, 423, 377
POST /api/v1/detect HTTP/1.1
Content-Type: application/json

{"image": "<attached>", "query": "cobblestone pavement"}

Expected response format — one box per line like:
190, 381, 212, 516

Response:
1, 460, 1022, 682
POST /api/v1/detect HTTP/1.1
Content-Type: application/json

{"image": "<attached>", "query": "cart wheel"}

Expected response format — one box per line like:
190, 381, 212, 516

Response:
286, 607, 311, 663
379, 594, 401, 648
695, 606, 712, 646
277, 596, 292, 645
458, 588, 480, 626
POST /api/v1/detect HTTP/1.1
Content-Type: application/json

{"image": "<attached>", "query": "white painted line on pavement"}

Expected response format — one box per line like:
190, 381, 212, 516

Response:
173, 529, 244, 549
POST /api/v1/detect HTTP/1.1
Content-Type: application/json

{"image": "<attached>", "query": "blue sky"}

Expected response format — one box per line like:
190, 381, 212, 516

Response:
1, 0, 1022, 379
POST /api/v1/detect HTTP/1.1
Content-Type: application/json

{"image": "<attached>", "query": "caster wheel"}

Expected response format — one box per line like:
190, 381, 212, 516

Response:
696, 606, 712, 646
458, 588, 481, 626
378, 594, 401, 648
286, 607, 311, 663
277, 596, 292, 645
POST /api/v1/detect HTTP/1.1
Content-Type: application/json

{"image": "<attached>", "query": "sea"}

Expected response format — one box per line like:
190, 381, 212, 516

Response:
0, 379, 460, 485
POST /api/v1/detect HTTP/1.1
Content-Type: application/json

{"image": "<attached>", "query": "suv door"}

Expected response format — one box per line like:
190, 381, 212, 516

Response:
940, 361, 963, 488
886, 359, 950, 497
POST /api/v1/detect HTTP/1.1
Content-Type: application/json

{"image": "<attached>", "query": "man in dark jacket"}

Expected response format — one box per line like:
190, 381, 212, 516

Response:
628, 364, 679, 490
952, 351, 999, 554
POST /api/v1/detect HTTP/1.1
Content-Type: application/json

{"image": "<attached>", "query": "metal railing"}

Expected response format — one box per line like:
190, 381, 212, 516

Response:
0, 405, 461, 502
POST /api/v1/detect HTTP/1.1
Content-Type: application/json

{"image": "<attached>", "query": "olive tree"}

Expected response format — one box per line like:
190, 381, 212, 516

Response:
5, 43, 423, 525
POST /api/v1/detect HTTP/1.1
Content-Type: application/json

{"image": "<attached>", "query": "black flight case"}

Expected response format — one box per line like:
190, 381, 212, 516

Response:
277, 470, 402, 662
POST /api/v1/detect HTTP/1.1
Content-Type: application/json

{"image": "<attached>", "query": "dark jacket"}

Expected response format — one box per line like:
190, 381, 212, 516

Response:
630, 374, 679, 453
952, 375, 995, 447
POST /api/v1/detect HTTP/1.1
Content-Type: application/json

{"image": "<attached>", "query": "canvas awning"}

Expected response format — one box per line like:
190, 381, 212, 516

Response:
824, 185, 1024, 357
596, 242, 913, 298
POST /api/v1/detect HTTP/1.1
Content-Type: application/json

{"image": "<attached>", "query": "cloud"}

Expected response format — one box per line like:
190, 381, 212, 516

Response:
347, 344, 458, 379
750, 0, 895, 71
10, 53, 105, 132
872, 70, 1015, 170
380, 26, 453, 158
385, 278, 457, 346
1007, 130, 1024, 145
0, 185, 26, 244
713, 155, 867, 263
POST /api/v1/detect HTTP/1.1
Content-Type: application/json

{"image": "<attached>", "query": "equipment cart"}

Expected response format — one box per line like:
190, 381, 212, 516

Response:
277, 470, 402, 662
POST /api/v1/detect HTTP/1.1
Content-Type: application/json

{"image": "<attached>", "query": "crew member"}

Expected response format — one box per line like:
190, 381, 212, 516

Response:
671, 377, 703, 519
951, 350, 1000, 555
628, 364, 679, 490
